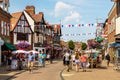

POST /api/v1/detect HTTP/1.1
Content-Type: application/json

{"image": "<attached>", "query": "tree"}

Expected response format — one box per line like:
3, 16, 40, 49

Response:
96, 37, 104, 43
68, 40, 75, 50
81, 42, 87, 50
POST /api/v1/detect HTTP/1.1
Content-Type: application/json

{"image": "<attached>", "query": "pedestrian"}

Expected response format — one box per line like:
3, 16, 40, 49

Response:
39, 51, 46, 67
63, 50, 71, 72
17, 53, 23, 70
71, 53, 75, 66
46, 53, 51, 63
27, 52, 35, 73
75, 51, 80, 72
50, 52, 53, 64
38, 51, 42, 66
6, 54, 12, 71
80, 51, 88, 72
105, 53, 110, 67
17, 57, 22, 70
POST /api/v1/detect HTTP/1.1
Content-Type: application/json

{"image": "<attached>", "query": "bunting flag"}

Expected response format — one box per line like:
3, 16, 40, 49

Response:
9, 22, 111, 28
61, 22, 111, 28
61, 33, 96, 36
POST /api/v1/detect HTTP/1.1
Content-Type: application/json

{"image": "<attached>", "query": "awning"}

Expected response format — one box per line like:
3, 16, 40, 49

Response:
109, 43, 120, 48
53, 43, 61, 47
2, 43, 16, 51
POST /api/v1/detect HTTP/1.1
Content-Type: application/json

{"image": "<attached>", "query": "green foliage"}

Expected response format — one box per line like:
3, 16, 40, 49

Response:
68, 40, 75, 50
81, 42, 87, 50
96, 37, 104, 43
87, 39, 102, 49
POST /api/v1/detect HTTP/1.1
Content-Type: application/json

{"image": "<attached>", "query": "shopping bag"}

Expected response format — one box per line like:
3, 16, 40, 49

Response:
86, 62, 90, 67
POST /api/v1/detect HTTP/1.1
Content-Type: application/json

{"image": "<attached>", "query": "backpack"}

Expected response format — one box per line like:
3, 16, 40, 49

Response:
105, 54, 110, 60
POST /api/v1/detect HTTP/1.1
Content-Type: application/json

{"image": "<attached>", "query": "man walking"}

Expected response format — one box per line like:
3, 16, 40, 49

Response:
105, 54, 110, 67
28, 52, 35, 73
63, 50, 71, 72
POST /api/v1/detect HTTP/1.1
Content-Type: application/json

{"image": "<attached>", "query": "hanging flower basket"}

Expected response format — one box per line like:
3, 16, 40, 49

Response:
17, 41, 30, 49
45, 46, 53, 49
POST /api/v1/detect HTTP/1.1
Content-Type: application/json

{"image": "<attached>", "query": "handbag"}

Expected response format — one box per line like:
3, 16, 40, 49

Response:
86, 62, 90, 67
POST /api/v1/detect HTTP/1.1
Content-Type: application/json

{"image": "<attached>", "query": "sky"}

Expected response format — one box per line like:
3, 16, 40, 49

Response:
9, 0, 114, 42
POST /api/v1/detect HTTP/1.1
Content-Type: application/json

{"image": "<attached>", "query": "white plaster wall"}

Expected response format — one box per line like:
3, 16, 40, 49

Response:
24, 11, 34, 32
14, 33, 17, 44
28, 34, 31, 44
116, 17, 120, 35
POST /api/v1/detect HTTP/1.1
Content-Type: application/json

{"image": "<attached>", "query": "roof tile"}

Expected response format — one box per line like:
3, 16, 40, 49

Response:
10, 12, 22, 31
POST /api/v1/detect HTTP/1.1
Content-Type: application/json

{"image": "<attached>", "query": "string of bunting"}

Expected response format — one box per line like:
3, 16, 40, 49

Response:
61, 22, 111, 28
5, 22, 111, 28
62, 33, 96, 36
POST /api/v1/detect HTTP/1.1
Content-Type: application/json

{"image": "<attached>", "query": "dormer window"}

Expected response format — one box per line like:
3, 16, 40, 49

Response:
0, 0, 9, 12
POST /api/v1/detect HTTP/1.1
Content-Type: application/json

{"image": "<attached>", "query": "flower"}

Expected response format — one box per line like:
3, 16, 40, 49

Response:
17, 41, 30, 49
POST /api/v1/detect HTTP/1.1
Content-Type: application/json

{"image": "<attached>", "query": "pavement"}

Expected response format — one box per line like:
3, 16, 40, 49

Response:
62, 60, 120, 80
0, 60, 120, 80
0, 66, 26, 80
0, 60, 64, 80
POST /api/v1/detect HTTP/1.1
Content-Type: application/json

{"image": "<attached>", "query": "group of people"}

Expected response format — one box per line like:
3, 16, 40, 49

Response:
63, 50, 88, 72
5, 50, 50, 73
22, 50, 48, 73
63, 50, 112, 72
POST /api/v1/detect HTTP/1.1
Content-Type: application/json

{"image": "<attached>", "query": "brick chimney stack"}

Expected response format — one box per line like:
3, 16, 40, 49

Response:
25, 6, 35, 16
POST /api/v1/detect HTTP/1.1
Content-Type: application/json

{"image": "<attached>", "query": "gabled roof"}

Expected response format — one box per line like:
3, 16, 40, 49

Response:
32, 12, 44, 23
25, 6, 45, 23
10, 12, 23, 31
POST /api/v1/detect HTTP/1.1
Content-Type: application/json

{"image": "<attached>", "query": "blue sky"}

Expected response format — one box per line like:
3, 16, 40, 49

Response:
9, 0, 114, 42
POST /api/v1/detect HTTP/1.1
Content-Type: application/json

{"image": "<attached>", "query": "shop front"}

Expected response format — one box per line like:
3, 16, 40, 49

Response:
109, 42, 120, 60
1, 42, 16, 65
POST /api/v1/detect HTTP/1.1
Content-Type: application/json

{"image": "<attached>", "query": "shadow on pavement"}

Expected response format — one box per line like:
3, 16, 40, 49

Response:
7, 76, 18, 80
96, 66, 107, 69
0, 75, 12, 80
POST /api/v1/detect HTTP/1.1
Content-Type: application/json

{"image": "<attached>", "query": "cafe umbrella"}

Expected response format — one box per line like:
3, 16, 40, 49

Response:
12, 50, 27, 54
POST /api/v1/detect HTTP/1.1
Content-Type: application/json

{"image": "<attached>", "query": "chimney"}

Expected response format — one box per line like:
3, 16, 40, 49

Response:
25, 6, 35, 16
111, 0, 117, 2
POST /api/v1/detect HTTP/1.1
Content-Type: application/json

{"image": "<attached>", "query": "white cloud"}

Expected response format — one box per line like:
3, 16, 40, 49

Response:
63, 11, 81, 24
55, 1, 74, 17
54, 1, 82, 24
57, 0, 86, 6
